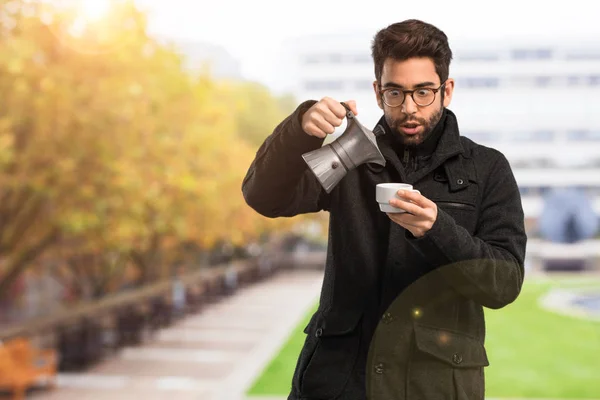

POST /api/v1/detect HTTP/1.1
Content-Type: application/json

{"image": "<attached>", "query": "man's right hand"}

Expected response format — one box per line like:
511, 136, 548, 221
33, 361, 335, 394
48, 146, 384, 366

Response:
301, 97, 358, 139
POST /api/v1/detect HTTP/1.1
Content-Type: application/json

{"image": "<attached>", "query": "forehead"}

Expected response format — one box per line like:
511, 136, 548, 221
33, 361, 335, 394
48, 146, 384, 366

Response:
381, 57, 439, 86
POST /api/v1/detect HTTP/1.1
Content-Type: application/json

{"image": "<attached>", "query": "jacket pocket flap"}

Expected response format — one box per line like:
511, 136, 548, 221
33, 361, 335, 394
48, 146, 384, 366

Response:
414, 324, 489, 368
303, 311, 321, 334
320, 310, 362, 336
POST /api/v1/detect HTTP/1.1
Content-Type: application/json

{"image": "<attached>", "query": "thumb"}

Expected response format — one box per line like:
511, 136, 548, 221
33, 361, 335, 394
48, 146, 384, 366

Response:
343, 100, 358, 116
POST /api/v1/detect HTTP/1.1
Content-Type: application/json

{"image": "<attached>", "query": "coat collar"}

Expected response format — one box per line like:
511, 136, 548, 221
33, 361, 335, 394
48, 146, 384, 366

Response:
371, 108, 466, 184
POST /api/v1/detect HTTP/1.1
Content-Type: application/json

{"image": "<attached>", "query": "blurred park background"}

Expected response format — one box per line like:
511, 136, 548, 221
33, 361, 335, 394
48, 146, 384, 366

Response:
0, 0, 599, 399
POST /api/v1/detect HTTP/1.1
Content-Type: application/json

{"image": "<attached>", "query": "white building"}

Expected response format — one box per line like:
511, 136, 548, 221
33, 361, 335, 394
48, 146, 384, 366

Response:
167, 38, 243, 80
278, 32, 600, 232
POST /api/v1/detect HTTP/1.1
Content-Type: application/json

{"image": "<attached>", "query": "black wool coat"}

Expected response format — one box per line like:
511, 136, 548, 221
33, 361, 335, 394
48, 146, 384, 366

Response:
242, 100, 528, 400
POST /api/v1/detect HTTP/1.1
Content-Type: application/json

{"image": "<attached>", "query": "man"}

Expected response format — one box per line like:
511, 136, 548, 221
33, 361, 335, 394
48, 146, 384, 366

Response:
242, 19, 527, 400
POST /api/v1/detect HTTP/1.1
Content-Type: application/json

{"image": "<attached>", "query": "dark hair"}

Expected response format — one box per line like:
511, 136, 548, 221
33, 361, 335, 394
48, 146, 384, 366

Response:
371, 19, 453, 85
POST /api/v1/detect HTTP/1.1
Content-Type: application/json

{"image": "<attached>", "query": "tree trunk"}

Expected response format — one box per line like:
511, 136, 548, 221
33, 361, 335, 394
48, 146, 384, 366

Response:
0, 228, 59, 298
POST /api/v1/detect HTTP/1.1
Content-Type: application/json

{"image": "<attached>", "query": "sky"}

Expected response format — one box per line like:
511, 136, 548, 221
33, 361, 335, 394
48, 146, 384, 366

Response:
128, 0, 600, 92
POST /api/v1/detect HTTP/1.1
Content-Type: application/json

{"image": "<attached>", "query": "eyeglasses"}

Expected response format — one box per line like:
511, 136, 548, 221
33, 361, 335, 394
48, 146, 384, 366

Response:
379, 82, 446, 108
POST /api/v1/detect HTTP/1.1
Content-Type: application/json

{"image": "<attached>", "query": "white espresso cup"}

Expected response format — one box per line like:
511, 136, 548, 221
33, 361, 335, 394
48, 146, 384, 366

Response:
376, 183, 420, 213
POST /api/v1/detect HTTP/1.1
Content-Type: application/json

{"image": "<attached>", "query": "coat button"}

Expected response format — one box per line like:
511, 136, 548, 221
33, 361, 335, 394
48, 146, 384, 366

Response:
457, 179, 464, 185
452, 353, 463, 364
315, 328, 323, 338
381, 313, 393, 324
374, 363, 384, 374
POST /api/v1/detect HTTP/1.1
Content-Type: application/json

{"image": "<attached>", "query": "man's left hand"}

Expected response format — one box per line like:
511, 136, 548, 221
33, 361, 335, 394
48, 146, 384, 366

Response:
386, 190, 438, 238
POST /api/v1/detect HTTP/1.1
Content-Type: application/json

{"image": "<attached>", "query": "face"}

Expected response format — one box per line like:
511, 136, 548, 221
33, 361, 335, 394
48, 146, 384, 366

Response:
373, 57, 454, 146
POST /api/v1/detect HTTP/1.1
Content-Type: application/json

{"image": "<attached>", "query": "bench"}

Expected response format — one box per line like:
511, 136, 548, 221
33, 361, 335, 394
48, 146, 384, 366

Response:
0, 338, 57, 399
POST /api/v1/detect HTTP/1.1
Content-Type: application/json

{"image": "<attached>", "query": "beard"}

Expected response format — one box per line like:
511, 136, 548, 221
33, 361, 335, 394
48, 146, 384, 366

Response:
384, 104, 444, 146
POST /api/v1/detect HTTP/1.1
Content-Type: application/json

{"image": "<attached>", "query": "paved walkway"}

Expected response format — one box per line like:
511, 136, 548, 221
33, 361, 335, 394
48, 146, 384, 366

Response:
29, 268, 324, 400
22, 267, 600, 400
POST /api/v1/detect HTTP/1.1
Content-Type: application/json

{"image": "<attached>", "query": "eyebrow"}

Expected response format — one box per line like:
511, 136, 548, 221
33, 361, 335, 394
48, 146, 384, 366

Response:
382, 81, 438, 89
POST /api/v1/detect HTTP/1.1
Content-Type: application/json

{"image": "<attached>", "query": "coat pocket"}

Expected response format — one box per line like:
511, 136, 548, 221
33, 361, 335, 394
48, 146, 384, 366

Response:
437, 200, 478, 234
290, 311, 321, 395
407, 324, 489, 400
298, 310, 363, 399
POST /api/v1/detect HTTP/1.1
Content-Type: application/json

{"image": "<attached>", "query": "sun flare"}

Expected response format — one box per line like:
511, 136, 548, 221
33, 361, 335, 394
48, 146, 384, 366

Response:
78, 0, 112, 22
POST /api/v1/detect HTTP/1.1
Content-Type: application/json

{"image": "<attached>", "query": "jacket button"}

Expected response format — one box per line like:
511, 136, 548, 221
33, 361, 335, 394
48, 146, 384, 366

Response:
315, 328, 323, 338
374, 363, 384, 374
381, 313, 393, 324
452, 353, 463, 364
457, 179, 464, 185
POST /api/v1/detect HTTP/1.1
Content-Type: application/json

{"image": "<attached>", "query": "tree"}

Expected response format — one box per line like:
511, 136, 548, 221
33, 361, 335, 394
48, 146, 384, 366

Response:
0, 0, 325, 301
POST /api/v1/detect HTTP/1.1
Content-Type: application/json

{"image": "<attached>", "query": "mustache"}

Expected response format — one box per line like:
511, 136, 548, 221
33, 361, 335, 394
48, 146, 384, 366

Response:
398, 116, 427, 125
391, 116, 427, 127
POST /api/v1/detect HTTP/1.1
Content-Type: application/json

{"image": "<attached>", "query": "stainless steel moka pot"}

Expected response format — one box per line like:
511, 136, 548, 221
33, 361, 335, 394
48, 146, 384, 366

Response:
302, 102, 386, 193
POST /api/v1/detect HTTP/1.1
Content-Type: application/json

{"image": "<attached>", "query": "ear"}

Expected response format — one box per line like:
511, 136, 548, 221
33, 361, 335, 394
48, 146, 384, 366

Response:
442, 78, 455, 107
373, 80, 384, 110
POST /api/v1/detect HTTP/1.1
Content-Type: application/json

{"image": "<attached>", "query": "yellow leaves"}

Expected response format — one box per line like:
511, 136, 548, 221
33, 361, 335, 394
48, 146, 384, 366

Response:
56, 158, 76, 174
113, 220, 139, 243
0, 118, 14, 165
128, 82, 143, 97
62, 211, 100, 234
79, 184, 96, 200
0, 0, 314, 273
177, 173, 199, 193
6, 58, 22, 74
39, 76, 54, 92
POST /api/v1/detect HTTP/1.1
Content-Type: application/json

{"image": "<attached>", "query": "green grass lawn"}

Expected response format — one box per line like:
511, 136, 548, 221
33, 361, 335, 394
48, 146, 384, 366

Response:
247, 276, 600, 398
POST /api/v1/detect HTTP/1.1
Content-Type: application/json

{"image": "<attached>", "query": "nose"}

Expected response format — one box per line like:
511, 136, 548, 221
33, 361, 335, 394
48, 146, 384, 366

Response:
401, 93, 418, 114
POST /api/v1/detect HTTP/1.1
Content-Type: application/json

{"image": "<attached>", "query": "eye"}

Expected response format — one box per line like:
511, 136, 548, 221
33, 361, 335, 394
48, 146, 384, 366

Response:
415, 89, 431, 97
387, 89, 401, 97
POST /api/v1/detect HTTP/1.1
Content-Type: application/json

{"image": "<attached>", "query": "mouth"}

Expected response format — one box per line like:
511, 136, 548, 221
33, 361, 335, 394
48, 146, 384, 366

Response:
400, 123, 421, 135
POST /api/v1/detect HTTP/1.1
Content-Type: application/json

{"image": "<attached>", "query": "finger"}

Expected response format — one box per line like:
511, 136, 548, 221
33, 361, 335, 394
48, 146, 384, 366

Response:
320, 109, 344, 127
387, 213, 420, 228
343, 100, 358, 116
302, 121, 327, 138
396, 190, 433, 209
321, 97, 348, 119
392, 212, 421, 226
312, 115, 336, 135
389, 197, 423, 216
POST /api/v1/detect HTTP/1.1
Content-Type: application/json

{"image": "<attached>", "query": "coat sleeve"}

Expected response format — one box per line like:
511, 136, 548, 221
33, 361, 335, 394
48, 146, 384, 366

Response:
406, 152, 527, 309
241, 100, 331, 218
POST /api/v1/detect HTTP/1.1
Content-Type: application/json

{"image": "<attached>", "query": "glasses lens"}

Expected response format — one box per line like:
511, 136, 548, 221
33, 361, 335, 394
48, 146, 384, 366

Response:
383, 89, 404, 107
382, 88, 437, 107
413, 88, 435, 106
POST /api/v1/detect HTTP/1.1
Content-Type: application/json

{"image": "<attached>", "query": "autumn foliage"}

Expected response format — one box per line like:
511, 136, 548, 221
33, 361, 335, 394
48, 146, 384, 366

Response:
0, 0, 325, 299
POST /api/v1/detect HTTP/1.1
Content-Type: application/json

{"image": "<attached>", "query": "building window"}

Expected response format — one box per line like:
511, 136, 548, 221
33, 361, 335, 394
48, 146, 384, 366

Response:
464, 131, 496, 141
567, 130, 600, 141
304, 80, 345, 91
354, 80, 374, 90
588, 75, 600, 86
457, 53, 499, 61
460, 77, 500, 88
565, 50, 600, 60
568, 130, 588, 140
328, 53, 343, 63
525, 130, 555, 141
301, 53, 343, 64
566, 75, 600, 86
567, 75, 582, 86
511, 48, 553, 60
351, 54, 372, 63
519, 186, 531, 195
535, 76, 553, 87
302, 55, 323, 64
